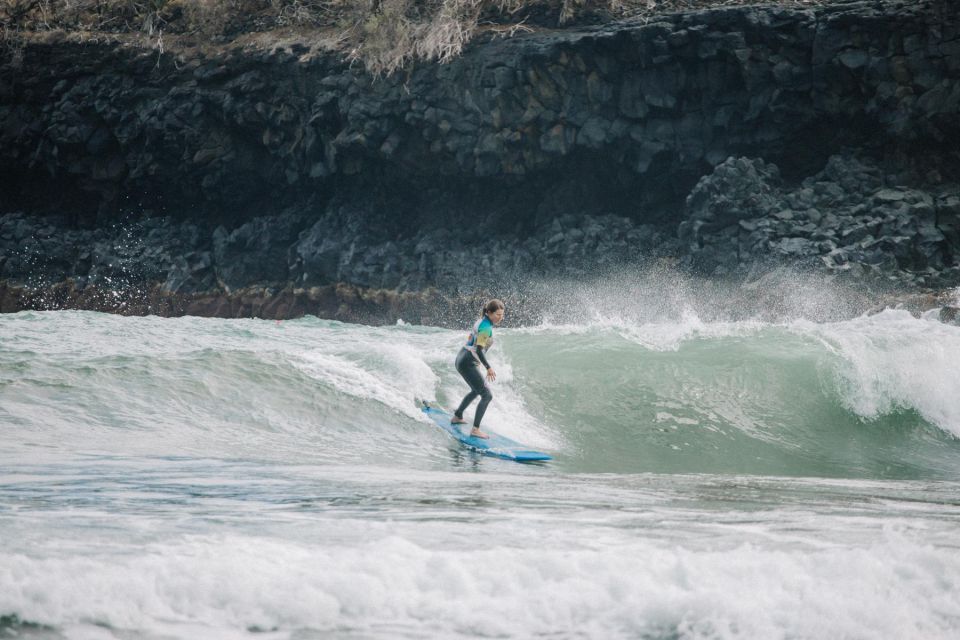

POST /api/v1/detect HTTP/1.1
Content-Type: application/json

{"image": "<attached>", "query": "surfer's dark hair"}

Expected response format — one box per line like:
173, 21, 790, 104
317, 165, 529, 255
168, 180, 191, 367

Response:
483, 299, 505, 316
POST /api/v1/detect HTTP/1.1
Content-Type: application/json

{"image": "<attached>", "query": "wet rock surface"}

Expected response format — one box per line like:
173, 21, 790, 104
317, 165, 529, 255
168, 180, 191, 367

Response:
680, 155, 960, 289
0, 205, 681, 311
3, 0, 957, 219
2, 150, 958, 322
1, 0, 959, 322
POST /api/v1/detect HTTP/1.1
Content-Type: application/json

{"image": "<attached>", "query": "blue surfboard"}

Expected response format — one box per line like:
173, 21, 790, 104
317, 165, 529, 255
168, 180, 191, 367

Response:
419, 400, 552, 462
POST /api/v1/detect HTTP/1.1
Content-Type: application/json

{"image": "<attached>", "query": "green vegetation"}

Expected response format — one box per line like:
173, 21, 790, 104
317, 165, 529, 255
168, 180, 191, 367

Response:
1, 0, 833, 73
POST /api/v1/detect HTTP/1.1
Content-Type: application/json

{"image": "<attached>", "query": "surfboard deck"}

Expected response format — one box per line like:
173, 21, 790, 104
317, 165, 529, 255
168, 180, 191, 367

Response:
418, 400, 552, 462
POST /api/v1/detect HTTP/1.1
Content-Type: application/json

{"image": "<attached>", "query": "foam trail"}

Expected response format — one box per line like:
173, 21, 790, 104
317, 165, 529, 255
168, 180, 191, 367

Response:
2, 531, 959, 640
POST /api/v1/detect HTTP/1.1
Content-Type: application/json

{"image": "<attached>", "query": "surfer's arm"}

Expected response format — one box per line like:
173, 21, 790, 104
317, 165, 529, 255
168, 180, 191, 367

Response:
472, 322, 494, 371
475, 345, 491, 370
478, 347, 496, 381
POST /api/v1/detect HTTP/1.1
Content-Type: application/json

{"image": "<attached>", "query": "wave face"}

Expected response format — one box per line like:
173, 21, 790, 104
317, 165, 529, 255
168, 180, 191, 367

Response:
3, 304, 960, 639
3, 307, 960, 479
510, 310, 960, 478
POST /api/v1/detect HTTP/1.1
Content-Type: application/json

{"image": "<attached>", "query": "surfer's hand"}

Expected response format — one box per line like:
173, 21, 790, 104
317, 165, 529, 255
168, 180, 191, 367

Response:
486, 368, 496, 382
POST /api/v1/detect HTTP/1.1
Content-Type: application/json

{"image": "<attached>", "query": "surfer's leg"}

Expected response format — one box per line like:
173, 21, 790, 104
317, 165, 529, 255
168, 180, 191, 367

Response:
455, 350, 493, 438
473, 385, 493, 428
470, 388, 492, 438
455, 354, 487, 425
454, 390, 478, 421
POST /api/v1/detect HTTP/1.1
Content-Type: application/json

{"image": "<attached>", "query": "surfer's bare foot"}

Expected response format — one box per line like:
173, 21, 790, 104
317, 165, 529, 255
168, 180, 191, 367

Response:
451, 416, 467, 424
470, 428, 489, 439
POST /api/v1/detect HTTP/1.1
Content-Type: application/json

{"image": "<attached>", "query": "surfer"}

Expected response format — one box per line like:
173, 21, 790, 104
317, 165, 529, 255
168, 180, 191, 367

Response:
451, 299, 505, 439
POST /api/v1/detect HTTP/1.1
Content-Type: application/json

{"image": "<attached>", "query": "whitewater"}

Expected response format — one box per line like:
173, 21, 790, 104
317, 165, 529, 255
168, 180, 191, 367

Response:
3, 282, 960, 639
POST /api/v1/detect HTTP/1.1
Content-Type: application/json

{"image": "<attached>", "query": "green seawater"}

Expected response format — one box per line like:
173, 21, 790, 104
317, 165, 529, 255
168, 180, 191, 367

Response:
2, 307, 960, 639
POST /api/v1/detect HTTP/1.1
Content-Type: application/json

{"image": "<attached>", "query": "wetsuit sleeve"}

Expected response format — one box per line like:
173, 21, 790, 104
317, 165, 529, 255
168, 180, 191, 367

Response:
475, 345, 491, 370
474, 322, 493, 369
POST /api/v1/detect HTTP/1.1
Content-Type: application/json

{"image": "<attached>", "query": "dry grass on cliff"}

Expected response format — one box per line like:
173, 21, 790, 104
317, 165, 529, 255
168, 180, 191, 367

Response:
1, 0, 839, 74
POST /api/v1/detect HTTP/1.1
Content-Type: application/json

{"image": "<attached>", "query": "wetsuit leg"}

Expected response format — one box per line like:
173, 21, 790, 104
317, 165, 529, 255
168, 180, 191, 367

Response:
473, 384, 493, 428
455, 389, 478, 418
455, 348, 493, 427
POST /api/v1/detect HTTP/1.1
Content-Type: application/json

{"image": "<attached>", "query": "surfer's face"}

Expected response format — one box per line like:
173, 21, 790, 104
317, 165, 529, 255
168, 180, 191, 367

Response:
488, 308, 505, 325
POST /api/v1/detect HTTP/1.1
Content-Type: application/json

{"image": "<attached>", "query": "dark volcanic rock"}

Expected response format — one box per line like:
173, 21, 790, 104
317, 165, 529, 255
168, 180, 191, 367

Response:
1, 0, 959, 322
2, 0, 958, 224
679, 155, 960, 288
679, 156, 784, 267
941, 306, 960, 325
213, 211, 306, 290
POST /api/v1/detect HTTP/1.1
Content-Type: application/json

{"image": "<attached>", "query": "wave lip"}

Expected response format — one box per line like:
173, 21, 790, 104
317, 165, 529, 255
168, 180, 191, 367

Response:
792, 309, 960, 438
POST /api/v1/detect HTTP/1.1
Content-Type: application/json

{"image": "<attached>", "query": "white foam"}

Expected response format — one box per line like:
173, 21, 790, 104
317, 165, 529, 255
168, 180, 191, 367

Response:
793, 309, 960, 437
440, 359, 558, 450
286, 323, 562, 449
615, 316, 766, 352
2, 530, 958, 639
295, 349, 432, 422
516, 311, 765, 352
277, 319, 463, 423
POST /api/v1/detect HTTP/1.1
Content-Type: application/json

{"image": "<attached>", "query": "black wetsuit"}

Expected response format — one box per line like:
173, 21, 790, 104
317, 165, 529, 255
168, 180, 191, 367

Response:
454, 316, 494, 427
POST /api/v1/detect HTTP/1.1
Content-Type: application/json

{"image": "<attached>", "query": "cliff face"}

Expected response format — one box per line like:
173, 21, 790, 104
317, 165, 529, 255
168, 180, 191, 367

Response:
1, 0, 959, 321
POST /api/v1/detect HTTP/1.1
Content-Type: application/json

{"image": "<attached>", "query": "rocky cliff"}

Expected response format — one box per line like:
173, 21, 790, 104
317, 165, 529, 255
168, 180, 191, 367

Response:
1, 0, 958, 322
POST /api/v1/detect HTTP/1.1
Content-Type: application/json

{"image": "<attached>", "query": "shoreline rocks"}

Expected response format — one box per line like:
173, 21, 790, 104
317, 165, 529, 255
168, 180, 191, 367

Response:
2, 151, 959, 325
1, 265, 956, 327
680, 155, 960, 289
3, 149, 960, 325
0, 278, 476, 327
1, 1, 958, 324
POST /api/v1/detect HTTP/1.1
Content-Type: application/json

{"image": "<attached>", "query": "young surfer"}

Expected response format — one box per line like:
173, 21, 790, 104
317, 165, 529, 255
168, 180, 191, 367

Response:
451, 299, 505, 439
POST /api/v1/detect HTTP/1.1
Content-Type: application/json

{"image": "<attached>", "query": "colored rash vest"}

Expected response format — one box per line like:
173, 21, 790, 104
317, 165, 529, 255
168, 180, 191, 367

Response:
464, 316, 494, 369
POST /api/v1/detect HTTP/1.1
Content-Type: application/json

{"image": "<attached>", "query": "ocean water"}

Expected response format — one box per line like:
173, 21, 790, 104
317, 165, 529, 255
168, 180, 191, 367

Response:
3, 287, 960, 639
